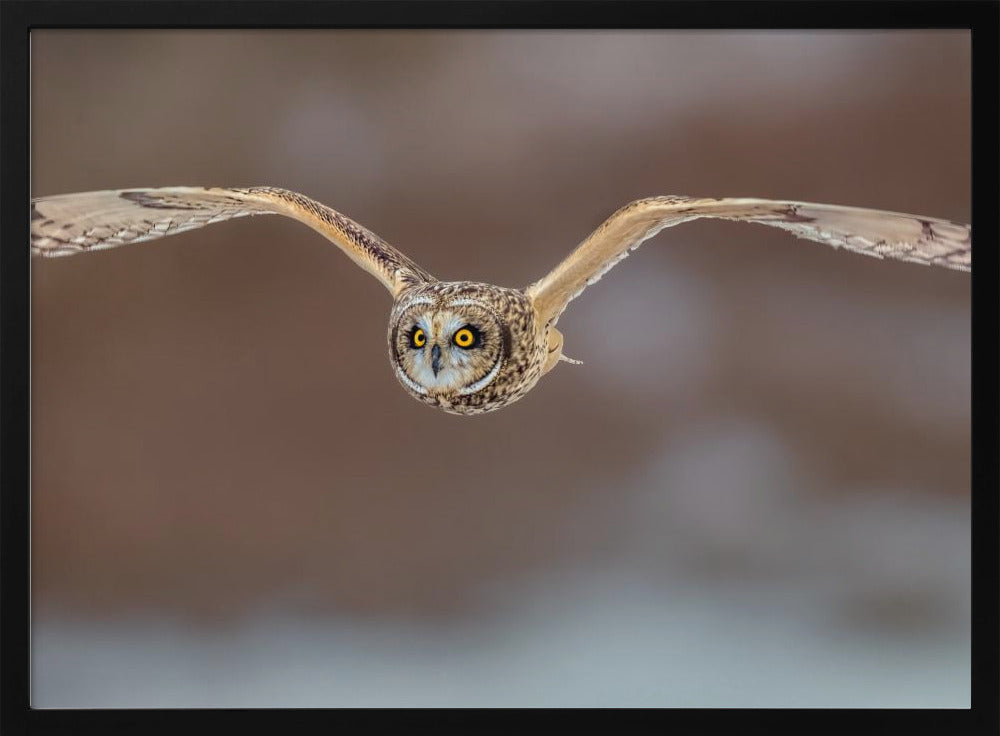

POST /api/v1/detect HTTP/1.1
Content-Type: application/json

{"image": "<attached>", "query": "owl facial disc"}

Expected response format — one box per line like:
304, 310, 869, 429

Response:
390, 292, 507, 399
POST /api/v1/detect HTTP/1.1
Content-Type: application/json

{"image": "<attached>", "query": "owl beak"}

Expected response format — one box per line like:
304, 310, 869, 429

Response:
431, 344, 442, 377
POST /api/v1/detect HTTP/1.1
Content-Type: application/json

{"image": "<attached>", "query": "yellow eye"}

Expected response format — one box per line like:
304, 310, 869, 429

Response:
453, 327, 476, 349
411, 328, 426, 348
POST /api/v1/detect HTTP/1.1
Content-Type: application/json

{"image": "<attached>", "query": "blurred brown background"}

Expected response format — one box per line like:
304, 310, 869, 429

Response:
31, 30, 970, 707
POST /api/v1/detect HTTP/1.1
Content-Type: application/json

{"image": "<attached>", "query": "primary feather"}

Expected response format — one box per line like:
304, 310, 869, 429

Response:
29, 187, 971, 414
30, 186, 434, 294
526, 196, 971, 327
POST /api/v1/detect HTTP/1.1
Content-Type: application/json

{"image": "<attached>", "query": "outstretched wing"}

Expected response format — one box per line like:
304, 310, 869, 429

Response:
31, 186, 435, 294
526, 196, 971, 327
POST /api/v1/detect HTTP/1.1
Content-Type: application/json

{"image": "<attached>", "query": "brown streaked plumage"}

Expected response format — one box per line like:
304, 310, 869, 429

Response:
30, 187, 971, 415
30, 187, 433, 293
524, 196, 972, 327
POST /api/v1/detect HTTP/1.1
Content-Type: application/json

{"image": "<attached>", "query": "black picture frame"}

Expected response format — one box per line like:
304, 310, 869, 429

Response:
2, 2, 997, 734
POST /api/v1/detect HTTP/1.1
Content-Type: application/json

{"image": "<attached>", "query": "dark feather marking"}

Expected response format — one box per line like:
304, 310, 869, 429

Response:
120, 190, 201, 210
782, 205, 816, 224
243, 186, 435, 284
500, 323, 513, 362
390, 321, 402, 368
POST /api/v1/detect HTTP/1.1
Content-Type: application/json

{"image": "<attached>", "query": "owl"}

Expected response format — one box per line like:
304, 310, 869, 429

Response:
31, 187, 971, 415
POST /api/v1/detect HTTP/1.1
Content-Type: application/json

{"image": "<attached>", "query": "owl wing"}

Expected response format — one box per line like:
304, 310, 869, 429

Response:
31, 186, 434, 294
525, 196, 971, 326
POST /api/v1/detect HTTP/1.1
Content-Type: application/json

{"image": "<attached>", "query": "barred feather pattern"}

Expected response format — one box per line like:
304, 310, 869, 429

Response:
526, 196, 971, 327
30, 186, 434, 293
28, 187, 972, 415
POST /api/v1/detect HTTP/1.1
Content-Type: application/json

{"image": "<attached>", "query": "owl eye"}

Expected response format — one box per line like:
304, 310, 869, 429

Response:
410, 327, 426, 348
452, 326, 479, 349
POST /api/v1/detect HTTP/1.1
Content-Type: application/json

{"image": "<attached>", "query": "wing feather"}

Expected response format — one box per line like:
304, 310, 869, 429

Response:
31, 186, 434, 294
526, 196, 971, 326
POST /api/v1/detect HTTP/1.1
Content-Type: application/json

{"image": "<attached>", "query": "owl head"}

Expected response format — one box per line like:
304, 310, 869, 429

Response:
388, 282, 544, 414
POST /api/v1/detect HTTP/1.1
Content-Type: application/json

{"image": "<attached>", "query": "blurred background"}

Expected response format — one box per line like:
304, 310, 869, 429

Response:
31, 30, 970, 707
